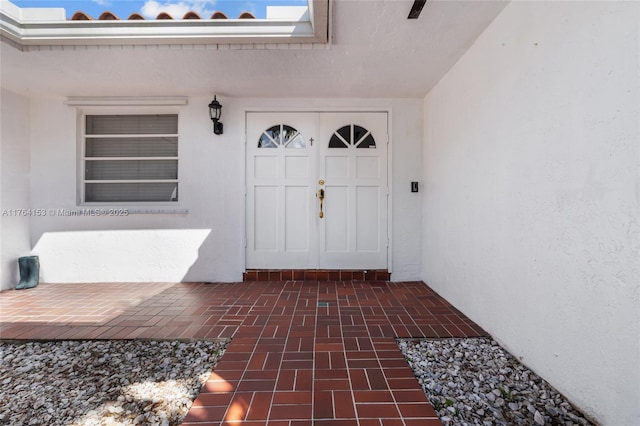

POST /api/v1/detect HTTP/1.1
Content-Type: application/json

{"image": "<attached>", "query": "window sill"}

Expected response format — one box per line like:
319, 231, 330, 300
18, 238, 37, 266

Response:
75, 206, 188, 215
126, 208, 188, 215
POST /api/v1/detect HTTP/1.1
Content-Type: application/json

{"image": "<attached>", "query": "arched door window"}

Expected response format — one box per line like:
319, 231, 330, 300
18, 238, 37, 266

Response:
328, 124, 376, 149
258, 124, 306, 148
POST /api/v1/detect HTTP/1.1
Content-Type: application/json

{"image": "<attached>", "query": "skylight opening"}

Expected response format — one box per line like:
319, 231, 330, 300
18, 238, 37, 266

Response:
1, 0, 327, 47
9, 0, 309, 20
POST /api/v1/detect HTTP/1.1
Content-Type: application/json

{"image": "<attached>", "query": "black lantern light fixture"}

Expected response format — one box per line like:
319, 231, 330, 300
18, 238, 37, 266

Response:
208, 96, 223, 135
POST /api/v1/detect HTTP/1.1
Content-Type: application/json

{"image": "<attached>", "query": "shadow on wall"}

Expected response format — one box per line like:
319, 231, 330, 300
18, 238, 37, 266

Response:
31, 229, 212, 283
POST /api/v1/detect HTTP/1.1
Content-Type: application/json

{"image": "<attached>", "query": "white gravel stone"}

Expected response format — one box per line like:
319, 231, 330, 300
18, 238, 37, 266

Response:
0, 339, 227, 426
398, 338, 595, 426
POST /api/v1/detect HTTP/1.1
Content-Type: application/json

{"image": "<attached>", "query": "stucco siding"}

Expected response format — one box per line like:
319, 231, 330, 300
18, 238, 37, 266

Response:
24, 97, 422, 283
421, 2, 640, 424
0, 89, 32, 291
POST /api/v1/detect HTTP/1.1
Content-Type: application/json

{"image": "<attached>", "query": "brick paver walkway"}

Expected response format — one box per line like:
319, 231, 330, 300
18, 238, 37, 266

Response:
0, 281, 487, 425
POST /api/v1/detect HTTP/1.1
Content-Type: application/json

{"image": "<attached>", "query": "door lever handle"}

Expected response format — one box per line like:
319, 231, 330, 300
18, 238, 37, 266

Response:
317, 189, 325, 218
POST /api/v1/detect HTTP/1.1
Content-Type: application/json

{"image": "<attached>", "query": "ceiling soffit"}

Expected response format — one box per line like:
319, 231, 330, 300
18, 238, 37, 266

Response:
0, 1, 510, 98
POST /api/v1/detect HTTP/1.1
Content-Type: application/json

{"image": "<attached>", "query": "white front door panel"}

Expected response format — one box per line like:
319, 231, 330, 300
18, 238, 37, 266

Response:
317, 113, 388, 269
246, 113, 317, 269
246, 112, 388, 270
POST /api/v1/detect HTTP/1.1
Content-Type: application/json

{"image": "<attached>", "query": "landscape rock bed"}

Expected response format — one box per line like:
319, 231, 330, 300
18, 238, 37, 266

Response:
398, 338, 595, 426
0, 337, 598, 425
0, 339, 227, 426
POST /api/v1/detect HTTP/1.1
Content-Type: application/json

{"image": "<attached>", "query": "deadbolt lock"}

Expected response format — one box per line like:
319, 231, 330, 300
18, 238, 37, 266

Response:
319, 179, 325, 185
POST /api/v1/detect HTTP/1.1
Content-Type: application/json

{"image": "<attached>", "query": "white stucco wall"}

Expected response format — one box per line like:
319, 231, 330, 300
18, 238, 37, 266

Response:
26, 97, 422, 283
421, 2, 639, 424
0, 89, 32, 290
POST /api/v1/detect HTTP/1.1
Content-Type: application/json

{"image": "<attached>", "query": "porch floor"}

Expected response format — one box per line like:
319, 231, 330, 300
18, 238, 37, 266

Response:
0, 281, 487, 426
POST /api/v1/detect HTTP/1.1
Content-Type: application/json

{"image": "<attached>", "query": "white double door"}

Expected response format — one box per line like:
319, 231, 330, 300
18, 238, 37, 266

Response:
246, 112, 388, 270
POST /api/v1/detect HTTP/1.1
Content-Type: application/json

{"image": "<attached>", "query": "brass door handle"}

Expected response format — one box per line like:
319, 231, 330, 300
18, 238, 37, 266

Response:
317, 189, 325, 218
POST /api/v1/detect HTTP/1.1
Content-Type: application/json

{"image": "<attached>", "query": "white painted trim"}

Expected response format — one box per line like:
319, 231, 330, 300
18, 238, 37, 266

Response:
309, 0, 329, 44
84, 157, 179, 161
125, 208, 189, 215
79, 108, 87, 204
244, 106, 392, 114
241, 118, 248, 268
66, 97, 188, 106
386, 108, 393, 275
75, 107, 84, 206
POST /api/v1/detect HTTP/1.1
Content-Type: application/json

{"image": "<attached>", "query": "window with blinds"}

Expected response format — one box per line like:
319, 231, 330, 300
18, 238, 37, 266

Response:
83, 114, 179, 203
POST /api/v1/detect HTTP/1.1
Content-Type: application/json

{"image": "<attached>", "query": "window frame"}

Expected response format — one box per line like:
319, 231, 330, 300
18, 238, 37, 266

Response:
78, 106, 181, 206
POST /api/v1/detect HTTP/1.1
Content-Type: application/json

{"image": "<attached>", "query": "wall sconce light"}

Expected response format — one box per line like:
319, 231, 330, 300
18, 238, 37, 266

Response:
208, 96, 223, 135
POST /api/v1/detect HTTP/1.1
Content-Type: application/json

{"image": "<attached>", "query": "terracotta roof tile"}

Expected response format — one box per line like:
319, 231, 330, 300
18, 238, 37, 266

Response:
71, 11, 91, 20
183, 11, 201, 19
69, 10, 257, 21
98, 11, 119, 20
211, 12, 228, 19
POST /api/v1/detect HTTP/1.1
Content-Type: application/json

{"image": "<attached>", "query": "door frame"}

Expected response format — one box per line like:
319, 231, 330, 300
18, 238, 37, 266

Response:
242, 106, 394, 273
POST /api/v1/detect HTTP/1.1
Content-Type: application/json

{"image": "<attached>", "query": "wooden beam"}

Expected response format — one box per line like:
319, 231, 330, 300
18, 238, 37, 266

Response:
407, 0, 427, 19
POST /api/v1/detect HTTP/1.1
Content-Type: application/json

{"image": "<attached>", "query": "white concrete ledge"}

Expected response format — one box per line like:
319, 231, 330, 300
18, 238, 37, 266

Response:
125, 209, 189, 215
65, 97, 188, 107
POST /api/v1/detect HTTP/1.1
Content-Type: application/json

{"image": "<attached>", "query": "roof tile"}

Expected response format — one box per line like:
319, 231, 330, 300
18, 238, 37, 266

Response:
211, 12, 228, 19
71, 11, 91, 20
183, 11, 201, 19
98, 11, 119, 20
69, 10, 257, 21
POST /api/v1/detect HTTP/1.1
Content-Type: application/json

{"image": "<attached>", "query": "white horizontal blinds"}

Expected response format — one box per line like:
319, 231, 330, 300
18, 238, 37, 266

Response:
84, 114, 179, 203
86, 183, 178, 202
86, 137, 178, 157
86, 115, 178, 135
85, 160, 178, 180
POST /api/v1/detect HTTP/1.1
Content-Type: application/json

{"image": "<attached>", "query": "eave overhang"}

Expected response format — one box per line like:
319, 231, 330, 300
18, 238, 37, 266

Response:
0, 0, 329, 47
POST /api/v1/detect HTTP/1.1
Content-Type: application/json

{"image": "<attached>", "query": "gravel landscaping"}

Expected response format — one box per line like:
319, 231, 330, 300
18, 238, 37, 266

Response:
0, 339, 227, 426
1, 337, 598, 426
399, 338, 596, 426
